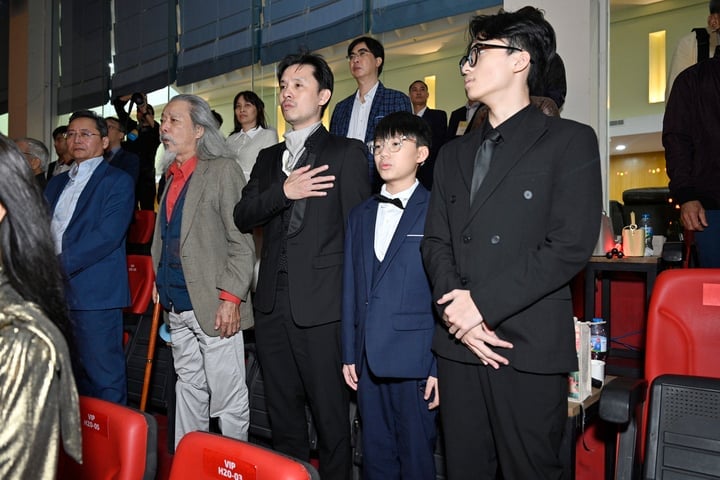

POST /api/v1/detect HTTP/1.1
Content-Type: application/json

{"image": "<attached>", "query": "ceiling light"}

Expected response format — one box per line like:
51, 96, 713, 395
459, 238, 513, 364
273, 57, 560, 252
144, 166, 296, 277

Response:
615, 144, 627, 151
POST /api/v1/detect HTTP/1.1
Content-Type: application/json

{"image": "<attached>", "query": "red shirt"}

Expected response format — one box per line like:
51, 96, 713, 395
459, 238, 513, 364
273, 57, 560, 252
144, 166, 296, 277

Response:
165, 157, 240, 305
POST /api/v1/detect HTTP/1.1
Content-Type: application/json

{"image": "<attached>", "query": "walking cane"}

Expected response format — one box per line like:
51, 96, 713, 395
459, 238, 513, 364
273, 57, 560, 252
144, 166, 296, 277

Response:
140, 301, 163, 411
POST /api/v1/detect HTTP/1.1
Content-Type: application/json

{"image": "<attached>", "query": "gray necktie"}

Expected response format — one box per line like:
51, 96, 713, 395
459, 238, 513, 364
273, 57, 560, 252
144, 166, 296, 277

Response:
470, 129, 501, 204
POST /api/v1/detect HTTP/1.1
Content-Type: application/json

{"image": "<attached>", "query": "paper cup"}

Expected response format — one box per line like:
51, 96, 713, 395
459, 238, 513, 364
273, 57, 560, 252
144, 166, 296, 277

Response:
652, 235, 666, 256
591, 359, 605, 382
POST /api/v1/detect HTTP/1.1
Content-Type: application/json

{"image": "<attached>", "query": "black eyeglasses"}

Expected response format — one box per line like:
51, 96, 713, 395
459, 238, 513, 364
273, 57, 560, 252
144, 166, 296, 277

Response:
458, 42, 532, 72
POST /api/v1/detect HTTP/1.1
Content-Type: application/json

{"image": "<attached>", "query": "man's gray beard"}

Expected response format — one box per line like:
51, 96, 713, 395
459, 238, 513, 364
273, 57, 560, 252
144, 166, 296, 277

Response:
161, 150, 177, 172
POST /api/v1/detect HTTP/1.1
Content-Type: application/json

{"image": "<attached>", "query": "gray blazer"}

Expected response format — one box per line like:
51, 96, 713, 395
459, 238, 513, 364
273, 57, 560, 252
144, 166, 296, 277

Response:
152, 156, 255, 335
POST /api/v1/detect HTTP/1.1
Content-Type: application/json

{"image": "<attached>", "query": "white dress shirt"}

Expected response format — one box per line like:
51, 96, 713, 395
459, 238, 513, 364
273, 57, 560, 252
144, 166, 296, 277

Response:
51, 156, 105, 254
374, 180, 419, 262
348, 81, 379, 141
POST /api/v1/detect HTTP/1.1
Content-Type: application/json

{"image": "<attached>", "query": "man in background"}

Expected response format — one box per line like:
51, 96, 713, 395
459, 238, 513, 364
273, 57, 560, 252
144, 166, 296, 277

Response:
330, 36, 411, 191
105, 116, 140, 185
15, 137, 50, 189
408, 80, 447, 189
47, 126, 73, 180
113, 92, 161, 209
667, 0, 720, 97
664, 51, 720, 267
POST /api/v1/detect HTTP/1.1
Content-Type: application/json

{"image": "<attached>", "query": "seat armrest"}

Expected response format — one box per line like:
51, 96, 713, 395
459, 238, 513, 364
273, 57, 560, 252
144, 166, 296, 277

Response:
599, 376, 648, 424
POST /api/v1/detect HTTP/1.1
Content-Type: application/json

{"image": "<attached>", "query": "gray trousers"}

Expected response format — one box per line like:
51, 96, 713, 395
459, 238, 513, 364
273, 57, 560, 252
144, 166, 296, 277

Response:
168, 309, 249, 447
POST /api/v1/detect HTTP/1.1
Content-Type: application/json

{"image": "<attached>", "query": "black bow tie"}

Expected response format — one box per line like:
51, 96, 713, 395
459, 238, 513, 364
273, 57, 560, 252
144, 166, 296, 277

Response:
375, 194, 404, 210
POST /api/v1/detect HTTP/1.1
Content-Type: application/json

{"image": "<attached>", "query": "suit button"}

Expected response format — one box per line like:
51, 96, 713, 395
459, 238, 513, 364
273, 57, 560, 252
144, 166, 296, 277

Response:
490, 235, 500, 244
463, 235, 472, 243
460, 277, 468, 286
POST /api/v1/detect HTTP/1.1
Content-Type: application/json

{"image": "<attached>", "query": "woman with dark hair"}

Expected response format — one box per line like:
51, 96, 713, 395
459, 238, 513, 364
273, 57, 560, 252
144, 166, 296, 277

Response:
226, 90, 278, 180
0, 134, 82, 477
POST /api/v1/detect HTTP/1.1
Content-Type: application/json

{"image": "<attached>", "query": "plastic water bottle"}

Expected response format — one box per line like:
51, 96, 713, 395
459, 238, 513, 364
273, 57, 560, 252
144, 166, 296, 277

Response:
639, 213, 653, 252
590, 318, 608, 361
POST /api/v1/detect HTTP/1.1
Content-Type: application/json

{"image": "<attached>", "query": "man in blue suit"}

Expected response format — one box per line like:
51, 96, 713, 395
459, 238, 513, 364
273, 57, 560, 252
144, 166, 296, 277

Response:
342, 111, 439, 480
105, 116, 140, 187
45, 110, 135, 404
330, 36, 412, 191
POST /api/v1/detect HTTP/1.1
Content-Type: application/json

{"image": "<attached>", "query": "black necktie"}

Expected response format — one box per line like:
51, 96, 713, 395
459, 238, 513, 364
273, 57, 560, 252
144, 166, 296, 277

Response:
470, 129, 501, 204
375, 194, 404, 210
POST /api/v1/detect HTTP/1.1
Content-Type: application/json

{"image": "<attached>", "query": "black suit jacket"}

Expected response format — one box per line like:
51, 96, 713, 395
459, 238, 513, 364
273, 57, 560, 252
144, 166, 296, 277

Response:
417, 108, 448, 190
421, 106, 602, 373
234, 126, 371, 327
447, 105, 479, 141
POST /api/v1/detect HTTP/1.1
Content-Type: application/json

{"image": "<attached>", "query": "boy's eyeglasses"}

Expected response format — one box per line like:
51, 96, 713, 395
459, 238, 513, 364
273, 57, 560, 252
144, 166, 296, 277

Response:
367, 136, 416, 156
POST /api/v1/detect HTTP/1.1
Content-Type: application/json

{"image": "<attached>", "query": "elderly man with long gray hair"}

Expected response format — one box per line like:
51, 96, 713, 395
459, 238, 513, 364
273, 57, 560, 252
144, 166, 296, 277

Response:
151, 94, 255, 447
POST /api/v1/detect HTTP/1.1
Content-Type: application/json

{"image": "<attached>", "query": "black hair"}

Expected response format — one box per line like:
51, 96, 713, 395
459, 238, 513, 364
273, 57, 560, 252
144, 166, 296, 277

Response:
105, 116, 126, 133
52, 125, 68, 139
0, 134, 73, 345
409, 80, 428, 91
212, 110, 224, 128
231, 91, 268, 133
277, 51, 334, 116
69, 110, 109, 137
711, 0, 720, 14
468, 6, 556, 98
374, 111, 432, 149
348, 36, 385, 75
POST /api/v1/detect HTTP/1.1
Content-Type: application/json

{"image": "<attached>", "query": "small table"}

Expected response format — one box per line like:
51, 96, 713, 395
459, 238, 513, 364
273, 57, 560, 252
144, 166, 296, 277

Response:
583, 256, 661, 375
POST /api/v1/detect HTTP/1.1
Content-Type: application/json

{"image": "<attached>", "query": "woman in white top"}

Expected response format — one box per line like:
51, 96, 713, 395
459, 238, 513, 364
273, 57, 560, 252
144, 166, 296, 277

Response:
226, 91, 278, 181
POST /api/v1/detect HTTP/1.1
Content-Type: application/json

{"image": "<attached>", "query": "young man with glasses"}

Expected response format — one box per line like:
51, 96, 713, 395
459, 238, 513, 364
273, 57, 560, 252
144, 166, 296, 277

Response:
421, 8, 602, 479
330, 36, 411, 192
45, 110, 135, 404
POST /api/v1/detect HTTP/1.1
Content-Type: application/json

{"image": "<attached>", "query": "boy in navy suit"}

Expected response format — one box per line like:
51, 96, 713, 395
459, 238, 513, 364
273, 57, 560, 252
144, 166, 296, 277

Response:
342, 111, 439, 480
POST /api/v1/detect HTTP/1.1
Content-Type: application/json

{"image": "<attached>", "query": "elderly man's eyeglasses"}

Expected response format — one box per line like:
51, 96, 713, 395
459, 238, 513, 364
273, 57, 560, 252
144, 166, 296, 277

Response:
347, 48, 371, 62
458, 43, 531, 72
368, 136, 416, 156
64, 130, 101, 140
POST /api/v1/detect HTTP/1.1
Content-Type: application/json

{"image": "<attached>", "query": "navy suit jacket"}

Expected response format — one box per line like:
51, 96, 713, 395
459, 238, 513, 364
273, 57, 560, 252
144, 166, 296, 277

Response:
108, 148, 140, 185
45, 160, 135, 310
418, 108, 448, 190
341, 185, 436, 379
330, 82, 412, 187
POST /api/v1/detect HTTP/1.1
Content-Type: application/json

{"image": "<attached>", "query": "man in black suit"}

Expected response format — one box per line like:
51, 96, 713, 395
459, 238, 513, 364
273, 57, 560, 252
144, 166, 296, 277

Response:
409, 80, 447, 189
234, 52, 370, 480
105, 117, 140, 187
421, 7, 601, 480
446, 99, 481, 141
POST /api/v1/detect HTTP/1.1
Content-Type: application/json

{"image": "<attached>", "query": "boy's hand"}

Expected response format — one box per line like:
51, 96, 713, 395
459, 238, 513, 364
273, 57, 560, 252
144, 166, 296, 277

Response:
343, 364, 358, 391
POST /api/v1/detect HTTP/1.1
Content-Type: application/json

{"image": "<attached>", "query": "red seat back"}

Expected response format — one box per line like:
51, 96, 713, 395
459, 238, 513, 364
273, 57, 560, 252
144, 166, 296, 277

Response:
128, 210, 156, 245
57, 396, 157, 480
169, 431, 319, 480
645, 268, 720, 382
126, 255, 155, 315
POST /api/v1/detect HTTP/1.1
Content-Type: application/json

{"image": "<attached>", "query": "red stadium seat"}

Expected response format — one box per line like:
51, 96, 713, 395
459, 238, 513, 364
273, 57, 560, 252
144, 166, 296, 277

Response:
57, 396, 157, 480
169, 431, 319, 480
127, 210, 156, 245
600, 268, 720, 478
125, 255, 155, 315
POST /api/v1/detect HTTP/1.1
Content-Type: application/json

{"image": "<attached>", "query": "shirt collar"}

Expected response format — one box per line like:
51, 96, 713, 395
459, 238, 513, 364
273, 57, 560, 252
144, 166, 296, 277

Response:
167, 156, 198, 180
491, 104, 533, 143
68, 156, 104, 181
356, 81, 380, 103
380, 180, 419, 208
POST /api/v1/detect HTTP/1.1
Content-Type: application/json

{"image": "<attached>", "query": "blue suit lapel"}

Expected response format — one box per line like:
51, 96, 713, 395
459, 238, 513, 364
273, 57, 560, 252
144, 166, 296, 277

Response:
366, 82, 386, 144
372, 186, 428, 289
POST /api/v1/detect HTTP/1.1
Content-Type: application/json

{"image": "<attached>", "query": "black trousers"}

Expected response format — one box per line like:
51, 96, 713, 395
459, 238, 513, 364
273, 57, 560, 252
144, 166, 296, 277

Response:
254, 276, 351, 480
438, 357, 568, 480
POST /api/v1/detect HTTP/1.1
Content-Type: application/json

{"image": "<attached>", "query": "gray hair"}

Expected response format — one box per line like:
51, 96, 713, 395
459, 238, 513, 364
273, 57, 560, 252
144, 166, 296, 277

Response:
17, 137, 50, 172
168, 94, 231, 161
